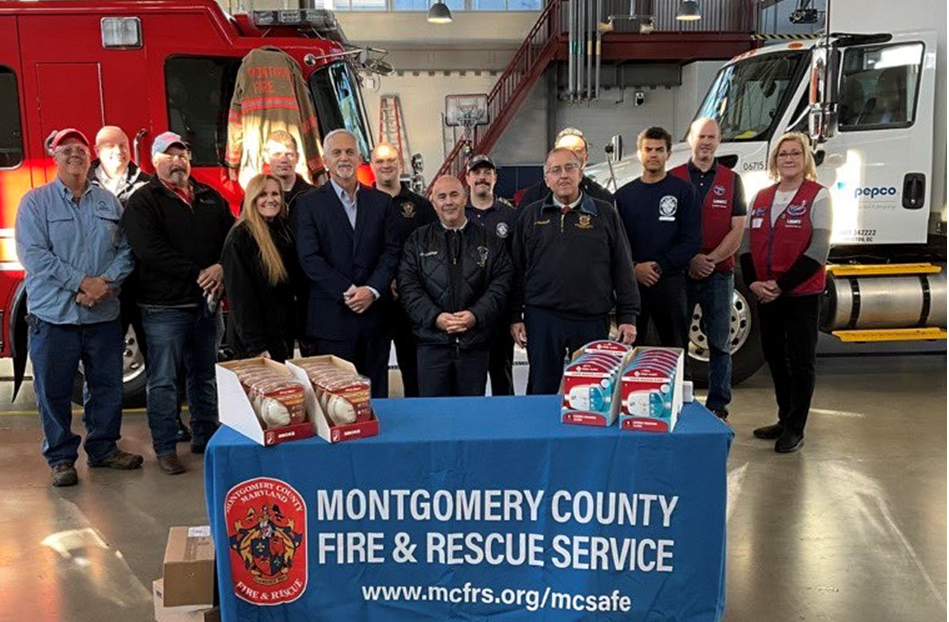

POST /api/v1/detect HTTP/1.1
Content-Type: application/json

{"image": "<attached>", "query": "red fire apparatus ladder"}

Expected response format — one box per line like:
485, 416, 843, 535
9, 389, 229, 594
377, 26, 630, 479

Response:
378, 94, 410, 171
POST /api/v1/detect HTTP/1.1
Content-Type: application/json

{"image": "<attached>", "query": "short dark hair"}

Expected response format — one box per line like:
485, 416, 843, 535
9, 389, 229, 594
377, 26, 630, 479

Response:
637, 126, 672, 152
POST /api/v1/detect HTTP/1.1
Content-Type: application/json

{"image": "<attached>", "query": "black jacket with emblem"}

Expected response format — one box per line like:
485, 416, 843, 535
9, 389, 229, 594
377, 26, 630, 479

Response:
398, 220, 513, 349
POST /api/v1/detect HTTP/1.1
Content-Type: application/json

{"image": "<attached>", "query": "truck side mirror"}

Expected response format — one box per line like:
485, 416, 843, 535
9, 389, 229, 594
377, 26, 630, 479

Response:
605, 134, 623, 162
809, 104, 839, 143
808, 44, 840, 143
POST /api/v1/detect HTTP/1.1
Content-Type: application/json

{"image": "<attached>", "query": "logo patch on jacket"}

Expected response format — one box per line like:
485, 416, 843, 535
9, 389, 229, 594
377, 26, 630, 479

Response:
576, 214, 593, 229
495, 222, 509, 238
786, 201, 807, 217
400, 201, 416, 218
659, 195, 678, 221
477, 245, 490, 267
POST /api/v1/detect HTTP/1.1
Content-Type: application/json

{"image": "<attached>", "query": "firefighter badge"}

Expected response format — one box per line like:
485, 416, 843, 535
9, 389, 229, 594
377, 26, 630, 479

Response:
576, 213, 593, 229
400, 201, 416, 218
659, 195, 678, 221
226, 477, 307, 605
496, 222, 509, 238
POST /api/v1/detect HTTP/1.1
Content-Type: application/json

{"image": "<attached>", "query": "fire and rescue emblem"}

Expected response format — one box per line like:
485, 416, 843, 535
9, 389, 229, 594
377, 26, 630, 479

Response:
225, 477, 307, 605
659, 196, 678, 221
576, 213, 593, 229
496, 222, 509, 238
401, 201, 416, 218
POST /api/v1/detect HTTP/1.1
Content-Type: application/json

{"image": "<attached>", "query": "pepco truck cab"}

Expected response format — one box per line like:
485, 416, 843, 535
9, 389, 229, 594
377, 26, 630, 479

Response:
0, 0, 377, 403
586, 0, 947, 384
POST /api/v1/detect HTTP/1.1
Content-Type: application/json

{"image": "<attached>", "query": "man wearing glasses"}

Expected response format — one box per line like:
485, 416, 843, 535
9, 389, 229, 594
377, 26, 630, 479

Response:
123, 132, 235, 475
16, 128, 141, 487
510, 148, 639, 395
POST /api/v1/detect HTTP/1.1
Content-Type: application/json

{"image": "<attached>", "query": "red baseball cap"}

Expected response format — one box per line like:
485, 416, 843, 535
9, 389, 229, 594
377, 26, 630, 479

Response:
49, 128, 90, 151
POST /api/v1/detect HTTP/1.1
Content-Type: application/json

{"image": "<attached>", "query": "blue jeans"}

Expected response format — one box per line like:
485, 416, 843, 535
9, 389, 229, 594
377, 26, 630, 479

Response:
687, 271, 734, 411
29, 317, 123, 466
141, 306, 219, 455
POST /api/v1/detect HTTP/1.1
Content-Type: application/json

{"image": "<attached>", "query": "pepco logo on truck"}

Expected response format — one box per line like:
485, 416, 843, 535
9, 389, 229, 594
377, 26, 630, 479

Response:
854, 186, 899, 199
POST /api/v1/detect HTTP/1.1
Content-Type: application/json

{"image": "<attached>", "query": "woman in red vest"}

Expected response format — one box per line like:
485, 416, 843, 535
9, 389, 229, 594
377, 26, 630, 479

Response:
739, 132, 832, 453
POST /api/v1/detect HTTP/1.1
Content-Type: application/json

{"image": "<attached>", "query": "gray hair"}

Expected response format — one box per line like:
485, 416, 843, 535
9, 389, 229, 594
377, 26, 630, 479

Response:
322, 129, 357, 151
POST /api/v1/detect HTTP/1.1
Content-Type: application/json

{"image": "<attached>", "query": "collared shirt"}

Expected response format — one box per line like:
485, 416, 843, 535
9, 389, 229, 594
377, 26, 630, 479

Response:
465, 195, 518, 249
161, 179, 194, 207
15, 177, 134, 325
94, 166, 124, 197
440, 218, 468, 232
551, 193, 584, 212
331, 178, 359, 228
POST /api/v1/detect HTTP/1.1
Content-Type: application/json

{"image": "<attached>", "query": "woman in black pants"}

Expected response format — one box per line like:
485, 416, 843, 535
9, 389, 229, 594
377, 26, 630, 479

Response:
739, 132, 831, 453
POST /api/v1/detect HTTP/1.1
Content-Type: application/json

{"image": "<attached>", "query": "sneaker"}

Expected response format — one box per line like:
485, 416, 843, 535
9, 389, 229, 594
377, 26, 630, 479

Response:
753, 423, 785, 440
176, 419, 192, 444
89, 449, 144, 470
51, 463, 78, 487
775, 431, 805, 453
156, 452, 186, 475
711, 408, 729, 421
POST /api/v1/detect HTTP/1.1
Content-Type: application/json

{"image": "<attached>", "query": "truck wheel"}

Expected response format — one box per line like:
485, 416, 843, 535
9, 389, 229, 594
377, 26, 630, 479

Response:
71, 324, 147, 408
687, 278, 764, 388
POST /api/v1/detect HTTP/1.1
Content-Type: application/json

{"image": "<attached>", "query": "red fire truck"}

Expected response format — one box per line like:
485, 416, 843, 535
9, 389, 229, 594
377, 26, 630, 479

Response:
0, 0, 378, 403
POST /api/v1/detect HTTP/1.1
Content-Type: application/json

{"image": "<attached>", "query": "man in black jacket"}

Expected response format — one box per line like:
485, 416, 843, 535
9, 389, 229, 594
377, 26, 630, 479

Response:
511, 148, 639, 395
295, 130, 401, 398
517, 128, 613, 207
399, 176, 512, 397
123, 132, 235, 475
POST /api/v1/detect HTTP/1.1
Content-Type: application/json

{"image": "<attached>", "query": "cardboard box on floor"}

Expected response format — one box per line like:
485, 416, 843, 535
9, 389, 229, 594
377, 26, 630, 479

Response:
153, 579, 220, 622
287, 355, 380, 443
216, 357, 316, 446
162, 526, 215, 607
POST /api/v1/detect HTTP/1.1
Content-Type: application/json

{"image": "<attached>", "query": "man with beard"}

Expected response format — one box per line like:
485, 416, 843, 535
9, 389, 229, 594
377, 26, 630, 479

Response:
124, 132, 235, 474
370, 142, 437, 397
464, 155, 518, 395
265, 130, 315, 211
615, 126, 701, 374
295, 130, 401, 397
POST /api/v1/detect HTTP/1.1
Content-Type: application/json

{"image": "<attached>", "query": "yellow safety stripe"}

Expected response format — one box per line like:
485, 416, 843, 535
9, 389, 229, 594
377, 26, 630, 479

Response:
826, 263, 942, 277
831, 328, 947, 342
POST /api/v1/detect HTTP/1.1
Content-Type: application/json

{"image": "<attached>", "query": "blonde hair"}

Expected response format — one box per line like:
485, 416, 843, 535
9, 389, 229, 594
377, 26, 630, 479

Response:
768, 132, 817, 182
239, 174, 289, 286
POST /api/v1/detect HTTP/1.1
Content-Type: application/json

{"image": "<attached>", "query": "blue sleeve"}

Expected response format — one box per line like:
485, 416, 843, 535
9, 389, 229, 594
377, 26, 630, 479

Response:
15, 192, 86, 293
102, 194, 135, 287
657, 184, 702, 274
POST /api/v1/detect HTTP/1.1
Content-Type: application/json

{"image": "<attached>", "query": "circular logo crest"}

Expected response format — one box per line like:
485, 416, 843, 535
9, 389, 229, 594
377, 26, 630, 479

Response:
659, 195, 678, 218
713, 184, 726, 197
496, 222, 509, 238
400, 201, 416, 218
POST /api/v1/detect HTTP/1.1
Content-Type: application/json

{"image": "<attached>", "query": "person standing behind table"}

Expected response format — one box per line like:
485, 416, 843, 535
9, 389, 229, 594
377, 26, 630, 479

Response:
222, 174, 299, 362
615, 126, 701, 376
399, 176, 513, 397
671, 117, 747, 421
123, 132, 235, 475
739, 132, 831, 454
464, 154, 519, 396
510, 148, 640, 395
371, 142, 437, 398
294, 129, 401, 398
517, 127, 614, 207
16, 128, 142, 488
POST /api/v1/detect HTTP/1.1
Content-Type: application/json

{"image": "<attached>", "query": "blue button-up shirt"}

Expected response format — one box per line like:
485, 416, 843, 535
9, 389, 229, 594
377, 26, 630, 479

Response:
330, 178, 358, 229
15, 178, 134, 325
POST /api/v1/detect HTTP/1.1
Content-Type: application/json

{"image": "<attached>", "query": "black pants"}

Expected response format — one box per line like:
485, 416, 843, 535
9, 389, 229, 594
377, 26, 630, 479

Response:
524, 306, 610, 395
488, 332, 515, 396
314, 335, 390, 398
636, 272, 691, 379
417, 345, 489, 397
757, 294, 820, 435
384, 299, 420, 397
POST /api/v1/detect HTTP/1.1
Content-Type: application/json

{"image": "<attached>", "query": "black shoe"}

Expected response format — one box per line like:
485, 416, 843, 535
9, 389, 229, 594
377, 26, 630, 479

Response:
775, 430, 805, 453
88, 449, 144, 470
711, 408, 729, 421
51, 463, 78, 487
176, 420, 192, 444
753, 423, 785, 440
157, 452, 186, 475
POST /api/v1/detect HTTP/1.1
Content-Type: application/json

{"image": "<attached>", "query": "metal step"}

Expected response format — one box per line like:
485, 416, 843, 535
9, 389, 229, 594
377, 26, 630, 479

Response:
830, 327, 948, 342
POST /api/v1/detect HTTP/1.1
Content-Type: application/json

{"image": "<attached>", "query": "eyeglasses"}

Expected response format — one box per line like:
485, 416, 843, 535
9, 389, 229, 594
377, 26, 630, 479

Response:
777, 150, 804, 159
56, 146, 89, 157
545, 162, 581, 176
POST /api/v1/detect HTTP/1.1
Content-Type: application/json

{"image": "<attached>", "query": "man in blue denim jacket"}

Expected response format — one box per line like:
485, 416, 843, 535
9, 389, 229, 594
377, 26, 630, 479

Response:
15, 128, 141, 487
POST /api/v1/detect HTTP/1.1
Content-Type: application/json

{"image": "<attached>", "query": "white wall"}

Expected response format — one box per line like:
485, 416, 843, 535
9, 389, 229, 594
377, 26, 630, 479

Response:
675, 60, 723, 137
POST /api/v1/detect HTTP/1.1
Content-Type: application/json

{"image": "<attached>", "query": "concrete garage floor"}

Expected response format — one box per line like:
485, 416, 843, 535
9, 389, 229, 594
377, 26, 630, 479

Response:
0, 354, 944, 622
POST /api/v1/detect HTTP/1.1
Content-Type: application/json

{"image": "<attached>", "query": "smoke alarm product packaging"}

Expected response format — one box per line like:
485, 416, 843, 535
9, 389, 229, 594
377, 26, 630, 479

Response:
287, 355, 380, 443
561, 341, 635, 427
619, 347, 684, 433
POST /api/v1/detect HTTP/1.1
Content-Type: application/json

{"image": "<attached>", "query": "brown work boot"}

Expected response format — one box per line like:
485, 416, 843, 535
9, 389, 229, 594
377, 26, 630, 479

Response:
51, 463, 78, 487
89, 449, 144, 470
157, 452, 186, 475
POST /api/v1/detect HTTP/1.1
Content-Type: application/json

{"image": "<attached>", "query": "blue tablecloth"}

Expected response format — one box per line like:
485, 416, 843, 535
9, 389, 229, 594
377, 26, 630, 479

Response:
205, 396, 732, 622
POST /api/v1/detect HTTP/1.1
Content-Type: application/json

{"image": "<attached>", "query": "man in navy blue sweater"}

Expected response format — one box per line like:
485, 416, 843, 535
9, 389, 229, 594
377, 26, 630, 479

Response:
615, 127, 701, 375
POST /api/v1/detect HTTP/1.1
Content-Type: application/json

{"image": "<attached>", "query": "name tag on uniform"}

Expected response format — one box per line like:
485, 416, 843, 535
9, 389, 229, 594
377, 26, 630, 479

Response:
751, 217, 763, 229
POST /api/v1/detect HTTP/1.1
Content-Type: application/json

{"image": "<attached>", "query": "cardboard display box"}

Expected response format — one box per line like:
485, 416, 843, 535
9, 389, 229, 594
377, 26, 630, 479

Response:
216, 357, 316, 446
619, 347, 685, 433
162, 526, 216, 608
287, 355, 380, 443
560, 341, 636, 427
153, 579, 220, 622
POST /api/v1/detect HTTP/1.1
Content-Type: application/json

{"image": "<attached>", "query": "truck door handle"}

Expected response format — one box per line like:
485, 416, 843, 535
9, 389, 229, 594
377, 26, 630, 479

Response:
133, 128, 148, 166
902, 173, 926, 210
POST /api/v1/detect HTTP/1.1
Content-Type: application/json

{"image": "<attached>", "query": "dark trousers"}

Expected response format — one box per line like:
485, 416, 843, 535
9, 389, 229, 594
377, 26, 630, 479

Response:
687, 271, 734, 410
384, 299, 420, 397
758, 294, 820, 436
417, 345, 489, 397
315, 335, 390, 398
525, 306, 610, 395
488, 332, 515, 396
637, 272, 691, 378
29, 318, 124, 466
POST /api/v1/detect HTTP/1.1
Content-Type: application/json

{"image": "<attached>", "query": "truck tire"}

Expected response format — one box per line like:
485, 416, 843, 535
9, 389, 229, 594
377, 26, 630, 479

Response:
687, 276, 764, 388
71, 324, 147, 408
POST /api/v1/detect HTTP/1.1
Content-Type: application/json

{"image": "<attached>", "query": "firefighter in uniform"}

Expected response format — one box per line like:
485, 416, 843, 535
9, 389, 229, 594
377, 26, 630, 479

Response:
671, 117, 747, 420
740, 132, 831, 454
517, 127, 613, 207
511, 148, 639, 395
371, 142, 438, 397
465, 154, 519, 395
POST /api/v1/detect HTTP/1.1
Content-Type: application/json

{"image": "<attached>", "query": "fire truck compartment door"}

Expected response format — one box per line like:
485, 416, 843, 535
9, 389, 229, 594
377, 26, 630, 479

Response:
35, 63, 104, 183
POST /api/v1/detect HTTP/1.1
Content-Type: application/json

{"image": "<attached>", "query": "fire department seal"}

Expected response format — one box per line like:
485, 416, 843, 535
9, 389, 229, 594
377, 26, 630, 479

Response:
400, 201, 416, 218
496, 222, 509, 238
225, 477, 307, 606
659, 195, 678, 221
576, 213, 594, 229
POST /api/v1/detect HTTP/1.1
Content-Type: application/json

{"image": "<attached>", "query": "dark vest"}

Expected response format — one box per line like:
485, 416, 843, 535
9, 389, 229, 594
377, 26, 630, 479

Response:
670, 163, 736, 272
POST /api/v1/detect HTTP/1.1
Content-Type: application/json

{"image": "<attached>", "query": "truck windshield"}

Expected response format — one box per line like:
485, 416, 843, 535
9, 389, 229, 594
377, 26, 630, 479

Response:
309, 62, 373, 160
695, 51, 807, 142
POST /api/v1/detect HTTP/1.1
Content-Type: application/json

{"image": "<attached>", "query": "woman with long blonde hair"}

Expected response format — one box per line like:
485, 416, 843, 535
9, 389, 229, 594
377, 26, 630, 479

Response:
738, 132, 832, 453
222, 174, 299, 361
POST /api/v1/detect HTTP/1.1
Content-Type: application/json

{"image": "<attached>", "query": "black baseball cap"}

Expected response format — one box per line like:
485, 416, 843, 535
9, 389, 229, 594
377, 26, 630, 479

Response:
466, 154, 496, 172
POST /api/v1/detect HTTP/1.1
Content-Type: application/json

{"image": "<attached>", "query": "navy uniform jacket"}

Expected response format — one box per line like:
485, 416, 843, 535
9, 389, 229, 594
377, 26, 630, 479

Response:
294, 181, 401, 340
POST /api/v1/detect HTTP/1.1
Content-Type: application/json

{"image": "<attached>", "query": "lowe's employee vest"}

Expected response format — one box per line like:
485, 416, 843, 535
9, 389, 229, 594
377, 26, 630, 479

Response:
670, 163, 736, 272
749, 180, 826, 296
